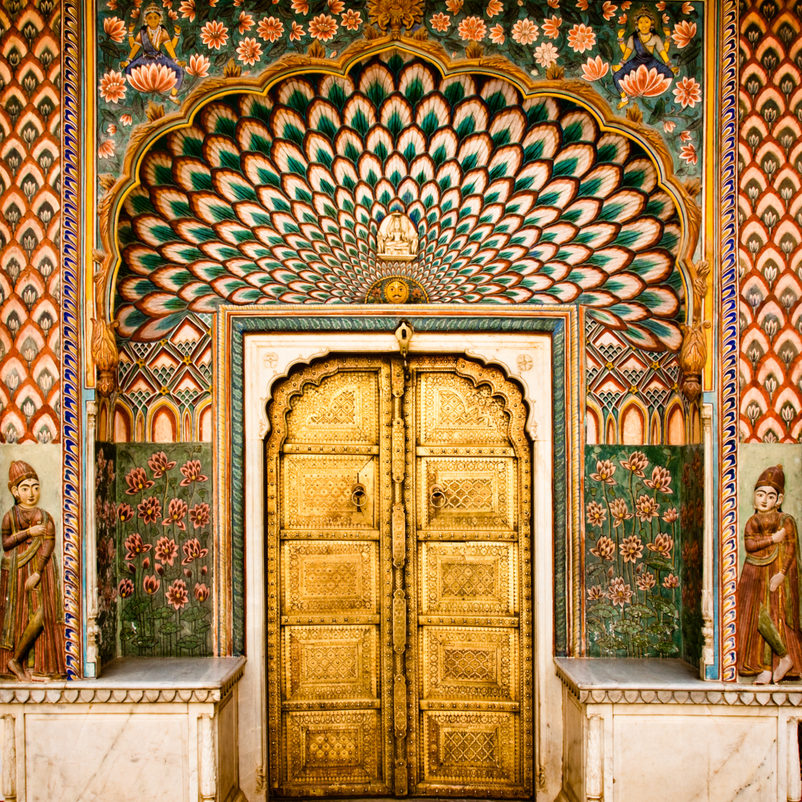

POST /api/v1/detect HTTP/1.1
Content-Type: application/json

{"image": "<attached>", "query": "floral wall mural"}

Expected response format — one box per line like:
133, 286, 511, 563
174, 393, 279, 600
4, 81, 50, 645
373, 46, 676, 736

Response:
584, 444, 702, 659
95, 442, 213, 657
95, 1, 704, 181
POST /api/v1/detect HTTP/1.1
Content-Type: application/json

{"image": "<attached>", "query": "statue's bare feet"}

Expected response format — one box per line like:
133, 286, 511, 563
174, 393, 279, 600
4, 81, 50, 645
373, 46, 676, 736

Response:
755, 669, 772, 684
773, 655, 794, 683
8, 659, 31, 682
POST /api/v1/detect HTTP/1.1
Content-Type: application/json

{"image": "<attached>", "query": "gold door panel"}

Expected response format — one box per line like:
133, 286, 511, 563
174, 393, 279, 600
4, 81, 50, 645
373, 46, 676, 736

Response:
284, 710, 383, 790
267, 355, 531, 799
421, 627, 518, 702
282, 541, 378, 617
283, 625, 378, 702
286, 370, 379, 444
420, 711, 521, 789
419, 456, 517, 533
282, 454, 376, 530
419, 541, 517, 617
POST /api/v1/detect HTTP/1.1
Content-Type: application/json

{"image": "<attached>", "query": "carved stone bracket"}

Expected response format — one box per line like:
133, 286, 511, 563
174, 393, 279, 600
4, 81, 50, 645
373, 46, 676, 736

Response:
679, 260, 711, 404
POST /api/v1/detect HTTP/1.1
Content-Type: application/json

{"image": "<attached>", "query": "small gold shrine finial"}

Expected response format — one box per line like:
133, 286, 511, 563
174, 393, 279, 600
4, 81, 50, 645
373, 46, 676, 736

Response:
377, 211, 418, 263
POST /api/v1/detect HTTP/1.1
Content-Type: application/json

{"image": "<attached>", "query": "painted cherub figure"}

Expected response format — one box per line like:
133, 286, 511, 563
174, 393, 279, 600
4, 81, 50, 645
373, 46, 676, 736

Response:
737, 465, 802, 684
0, 461, 65, 680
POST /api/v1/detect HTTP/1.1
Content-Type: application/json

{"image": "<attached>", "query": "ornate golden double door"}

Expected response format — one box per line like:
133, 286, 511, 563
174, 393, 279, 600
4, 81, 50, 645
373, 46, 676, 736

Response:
266, 355, 533, 798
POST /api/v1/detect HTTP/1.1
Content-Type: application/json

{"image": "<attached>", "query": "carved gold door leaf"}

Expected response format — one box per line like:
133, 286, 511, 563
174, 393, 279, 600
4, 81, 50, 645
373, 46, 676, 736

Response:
267, 355, 532, 799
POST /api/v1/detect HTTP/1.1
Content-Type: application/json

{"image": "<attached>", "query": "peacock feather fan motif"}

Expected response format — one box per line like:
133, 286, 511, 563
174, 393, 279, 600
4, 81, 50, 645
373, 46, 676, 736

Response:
115, 54, 684, 350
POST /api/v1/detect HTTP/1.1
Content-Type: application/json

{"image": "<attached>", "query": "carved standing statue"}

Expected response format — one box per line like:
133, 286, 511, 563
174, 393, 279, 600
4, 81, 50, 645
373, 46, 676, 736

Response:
0, 462, 65, 680
737, 465, 802, 683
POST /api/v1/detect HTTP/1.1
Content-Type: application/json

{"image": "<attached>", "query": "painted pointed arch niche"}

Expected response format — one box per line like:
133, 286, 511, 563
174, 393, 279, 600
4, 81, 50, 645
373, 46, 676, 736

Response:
98, 45, 700, 445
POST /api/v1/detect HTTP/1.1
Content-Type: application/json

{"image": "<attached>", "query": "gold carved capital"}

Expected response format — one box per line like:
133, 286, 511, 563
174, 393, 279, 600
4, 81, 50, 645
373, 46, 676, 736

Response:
91, 316, 119, 398
679, 259, 710, 404
367, 0, 423, 37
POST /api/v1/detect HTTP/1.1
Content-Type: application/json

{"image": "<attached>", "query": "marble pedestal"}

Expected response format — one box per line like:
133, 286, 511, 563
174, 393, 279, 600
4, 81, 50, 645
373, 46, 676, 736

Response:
556, 658, 802, 802
0, 657, 245, 802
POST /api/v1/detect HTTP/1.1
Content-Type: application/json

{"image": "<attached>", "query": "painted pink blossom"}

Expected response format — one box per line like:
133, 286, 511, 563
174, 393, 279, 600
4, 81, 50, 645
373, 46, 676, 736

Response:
118, 502, 134, 522
163, 498, 189, 530
155, 536, 179, 566
194, 582, 210, 602
586, 501, 607, 527
125, 466, 154, 495
609, 576, 633, 607
98, 140, 116, 159
609, 497, 633, 527
189, 502, 210, 529
590, 459, 616, 484
680, 143, 698, 164
620, 451, 648, 477
590, 536, 615, 561
125, 532, 152, 561
147, 450, 176, 478
587, 585, 609, 600
166, 578, 189, 610
663, 573, 679, 589
644, 466, 673, 493
182, 538, 209, 565
137, 496, 162, 524
662, 506, 678, 523
534, 41, 559, 68
636, 572, 656, 591
143, 574, 161, 594
619, 535, 643, 564
179, 459, 208, 486
647, 533, 674, 559
635, 494, 659, 522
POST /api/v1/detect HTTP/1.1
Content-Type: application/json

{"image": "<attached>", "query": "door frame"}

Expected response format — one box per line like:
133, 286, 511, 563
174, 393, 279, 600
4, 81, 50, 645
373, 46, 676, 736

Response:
214, 304, 582, 801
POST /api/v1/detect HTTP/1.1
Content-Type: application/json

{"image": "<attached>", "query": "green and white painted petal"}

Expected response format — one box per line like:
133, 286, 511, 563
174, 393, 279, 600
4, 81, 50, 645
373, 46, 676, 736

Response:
115, 55, 685, 349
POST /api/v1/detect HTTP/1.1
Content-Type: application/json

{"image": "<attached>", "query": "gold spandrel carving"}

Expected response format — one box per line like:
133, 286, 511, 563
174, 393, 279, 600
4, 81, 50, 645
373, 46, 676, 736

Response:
418, 372, 510, 446
422, 628, 518, 702
284, 710, 384, 792
421, 711, 521, 789
283, 541, 378, 614
420, 542, 516, 617
286, 370, 378, 444
284, 625, 378, 701
283, 454, 376, 529
419, 457, 516, 531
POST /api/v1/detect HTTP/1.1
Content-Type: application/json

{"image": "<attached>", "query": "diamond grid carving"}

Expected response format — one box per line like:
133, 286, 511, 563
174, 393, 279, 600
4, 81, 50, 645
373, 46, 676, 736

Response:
442, 648, 495, 682
443, 730, 498, 766
441, 561, 497, 598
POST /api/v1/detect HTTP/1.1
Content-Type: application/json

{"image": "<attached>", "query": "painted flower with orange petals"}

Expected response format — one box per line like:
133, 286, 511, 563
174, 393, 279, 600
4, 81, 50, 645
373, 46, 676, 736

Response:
121, 113, 133, 125
680, 143, 697, 164
672, 75, 701, 108
609, 498, 633, 528
238, 10, 254, 33
587, 585, 609, 600
541, 15, 561, 38
179, 460, 208, 486
446, 0, 463, 12
103, 16, 126, 41
308, 13, 337, 40
534, 41, 558, 68
155, 536, 178, 566
576, 0, 588, 10
644, 466, 673, 493
182, 538, 209, 565
636, 572, 656, 591
620, 65, 672, 98
681, 1, 693, 13
486, 0, 502, 17
291, 0, 309, 12
125, 466, 154, 495
178, 0, 195, 20
458, 16, 486, 41
143, 574, 160, 594
200, 20, 228, 49
619, 535, 643, 564
125, 532, 152, 560
137, 496, 162, 525
257, 15, 284, 40
602, 1, 616, 20
647, 533, 674, 559
186, 54, 210, 77
620, 451, 648, 477
663, 120, 675, 133
430, 12, 450, 31
328, 0, 344, 13
194, 582, 210, 602
662, 506, 678, 523
189, 503, 211, 530
581, 56, 609, 81
590, 536, 615, 561
634, 494, 659, 522
289, 21, 304, 39
118, 503, 134, 522
609, 576, 633, 607
568, 22, 595, 52
511, 18, 538, 44
663, 573, 679, 589
147, 450, 176, 478
163, 498, 189, 530
340, 9, 362, 30
98, 140, 116, 159
489, 23, 504, 43
100, 70, 127, 103
586, 501, 607, 528
236, 37, 263, 65
127, 63, 177, 93
118, 578, 134, 598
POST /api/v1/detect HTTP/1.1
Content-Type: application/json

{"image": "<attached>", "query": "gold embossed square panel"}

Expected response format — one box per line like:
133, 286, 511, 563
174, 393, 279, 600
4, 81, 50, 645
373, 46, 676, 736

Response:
419, 457, 516, 533
420, 542, 516, 616
420, 711, 520, 790
283, 625, 378, 701
286, 370, 378, 444
282, 454, 376, 530
418, 372, 510, 445
421, 627, 518, 702
284, 710, 384, 793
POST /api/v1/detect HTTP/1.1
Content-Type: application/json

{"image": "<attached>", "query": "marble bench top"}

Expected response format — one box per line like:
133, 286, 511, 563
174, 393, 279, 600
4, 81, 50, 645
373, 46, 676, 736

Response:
555, 657, 802, 706
0, 656, 246, 704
